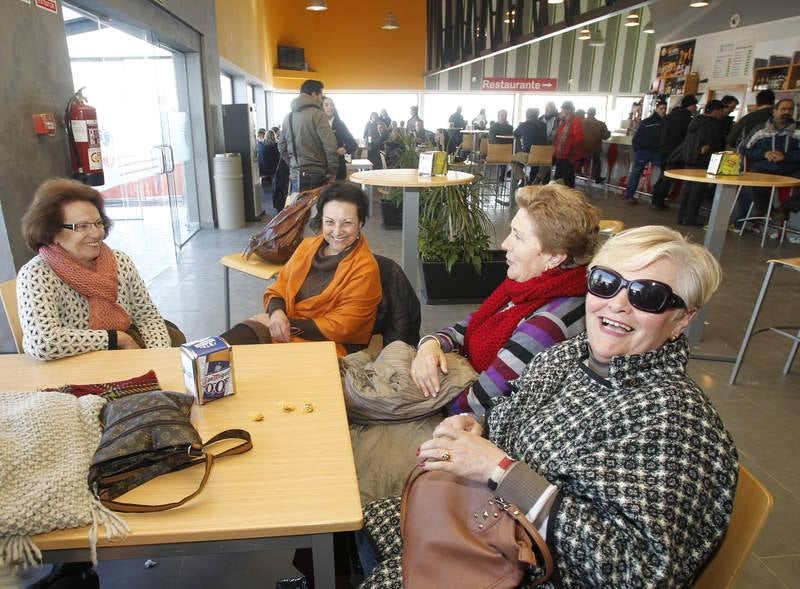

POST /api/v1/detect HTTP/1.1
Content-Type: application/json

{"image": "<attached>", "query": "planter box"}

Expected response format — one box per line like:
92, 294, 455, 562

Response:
380, 199, 402, 229
421, 250, 507, 305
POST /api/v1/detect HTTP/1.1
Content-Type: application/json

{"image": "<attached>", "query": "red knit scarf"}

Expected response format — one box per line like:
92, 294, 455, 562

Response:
38, 243, 131, 331
463, 265, 588, 372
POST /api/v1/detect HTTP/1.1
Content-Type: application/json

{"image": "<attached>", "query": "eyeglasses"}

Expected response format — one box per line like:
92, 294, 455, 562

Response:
587, 266, 686, 314
61, 221, 105, 233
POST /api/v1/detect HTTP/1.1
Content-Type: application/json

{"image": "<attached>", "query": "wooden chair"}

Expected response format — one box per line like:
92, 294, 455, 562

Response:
219, 254, 284, 329
461, 133, 475, 152
483, 143, 514, 205
599, 219, 625, 236
0, 279, 23, 353
479, 137, 489, 159
694, 465, 773, 589
729, 257, 800, 384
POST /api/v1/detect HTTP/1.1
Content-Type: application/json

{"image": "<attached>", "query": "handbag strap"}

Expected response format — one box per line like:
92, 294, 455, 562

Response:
97, 429, 252, 513
503, 500, 554, 585
288, 113, 300, 170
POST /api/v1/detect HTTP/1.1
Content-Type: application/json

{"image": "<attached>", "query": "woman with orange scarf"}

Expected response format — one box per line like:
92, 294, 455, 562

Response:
222, 182, 382, 357
17, 179, 176, 361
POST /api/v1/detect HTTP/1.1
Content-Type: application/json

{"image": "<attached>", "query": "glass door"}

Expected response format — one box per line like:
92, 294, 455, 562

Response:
63, 5, 200, 280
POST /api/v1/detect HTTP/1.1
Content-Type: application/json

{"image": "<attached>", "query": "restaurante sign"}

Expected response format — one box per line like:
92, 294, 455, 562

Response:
481, 77, 557, 91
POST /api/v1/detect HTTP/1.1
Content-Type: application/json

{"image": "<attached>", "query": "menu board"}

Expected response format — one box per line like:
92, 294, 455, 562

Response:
712, 43, 754, 79
657, 40, 696, 78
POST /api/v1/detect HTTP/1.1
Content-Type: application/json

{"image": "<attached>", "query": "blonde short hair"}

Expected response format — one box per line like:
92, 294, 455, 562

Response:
590, 225, 722, 309
515, 184, 600, 267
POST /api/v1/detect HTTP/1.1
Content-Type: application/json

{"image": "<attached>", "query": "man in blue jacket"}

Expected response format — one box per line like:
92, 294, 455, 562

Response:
624, 100, 667, 204
736, 98, 800, 232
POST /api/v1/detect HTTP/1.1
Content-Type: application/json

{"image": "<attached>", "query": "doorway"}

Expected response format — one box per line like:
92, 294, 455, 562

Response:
63, 4, 201, 282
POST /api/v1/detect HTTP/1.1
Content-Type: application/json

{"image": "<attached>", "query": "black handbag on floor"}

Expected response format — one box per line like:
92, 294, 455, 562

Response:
88, 390, 252, 513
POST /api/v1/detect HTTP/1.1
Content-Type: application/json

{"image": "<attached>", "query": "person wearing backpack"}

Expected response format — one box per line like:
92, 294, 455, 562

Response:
278, 79, 339, 193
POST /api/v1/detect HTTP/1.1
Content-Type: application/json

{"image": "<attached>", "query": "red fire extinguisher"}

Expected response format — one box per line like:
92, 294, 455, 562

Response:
65, 87, 105, 186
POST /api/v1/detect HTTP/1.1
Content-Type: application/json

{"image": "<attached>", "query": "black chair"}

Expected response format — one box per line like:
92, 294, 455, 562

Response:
373, 254, 421, 347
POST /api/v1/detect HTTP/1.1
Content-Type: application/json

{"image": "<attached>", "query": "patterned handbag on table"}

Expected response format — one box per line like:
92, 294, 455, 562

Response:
88, 390, 252, 513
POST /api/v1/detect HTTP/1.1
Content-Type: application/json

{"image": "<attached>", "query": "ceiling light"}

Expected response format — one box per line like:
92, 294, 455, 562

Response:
381, 11, 399, 30
503, 9, 516, 24
642, 20, 655, 34
625, 14, 640, 27
578, 27, 592, 40
588, 30, 606, 47
547, 0, 564, 4
305, 0, 327, 11
689, 0, 709, 6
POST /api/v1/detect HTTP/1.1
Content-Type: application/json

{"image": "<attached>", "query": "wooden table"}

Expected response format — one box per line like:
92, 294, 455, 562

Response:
219, 253, 284, 329
665, 169, 800, 346
349, 169, 474, 293
0, 343, 361, 588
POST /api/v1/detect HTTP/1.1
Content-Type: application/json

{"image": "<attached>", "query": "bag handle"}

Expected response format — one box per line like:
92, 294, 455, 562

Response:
503, 500, 554, 585
97, 429, 252, 513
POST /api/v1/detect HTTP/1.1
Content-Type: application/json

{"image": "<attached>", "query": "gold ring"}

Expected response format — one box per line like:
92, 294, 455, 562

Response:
440, 450, 451, 462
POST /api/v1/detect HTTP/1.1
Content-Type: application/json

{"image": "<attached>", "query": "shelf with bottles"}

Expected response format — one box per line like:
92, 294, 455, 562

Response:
654, 73, 699, 97
752, 65, 799, 91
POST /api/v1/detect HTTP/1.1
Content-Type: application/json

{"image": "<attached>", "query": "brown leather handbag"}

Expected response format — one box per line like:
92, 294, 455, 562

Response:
243, 186, 324, 263
88, 391, 252, 513
400, 466, 553, 588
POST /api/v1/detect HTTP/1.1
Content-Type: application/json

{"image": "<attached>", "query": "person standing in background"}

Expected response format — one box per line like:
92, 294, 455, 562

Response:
651, 95, 697, 210
727, 89, 775, 149
472, 108, 487, 128
278, 79, 338, 192
322, 96, 357, 180
625, 100, 667, 205
379, 108, 392, 128
406, 105, 421, 131
582, 107, 611, 184
552, 101, 585, 188
512, 108, 547, 185
540, 101, 559, 144
719, 96, 739, 139
448, 106, 466, 151
676, 100, 726, 226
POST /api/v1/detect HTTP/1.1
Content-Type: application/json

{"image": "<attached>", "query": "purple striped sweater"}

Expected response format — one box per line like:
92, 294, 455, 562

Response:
432, 296, 586, 418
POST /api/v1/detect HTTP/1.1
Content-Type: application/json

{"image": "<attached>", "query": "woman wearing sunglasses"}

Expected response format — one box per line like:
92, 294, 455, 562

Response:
17, 178, 181, 362
359, 225, 738, 588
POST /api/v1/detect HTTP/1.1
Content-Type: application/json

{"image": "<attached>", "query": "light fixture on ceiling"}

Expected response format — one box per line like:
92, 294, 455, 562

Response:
305, 0, 327, 11
578, 27, 592, 40
381, 11, 399, 30
588, 29, 606, 47
503, 9, 516, 24
547, 0, 564, 4
625, 13, 640, 27
689, 0, 709, 6
642, 20, 655, 34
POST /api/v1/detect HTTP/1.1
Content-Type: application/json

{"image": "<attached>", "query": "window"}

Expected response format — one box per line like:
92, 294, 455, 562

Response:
220, 73, 233, 105
248, 84, 256, 105
422, 93, 516, 130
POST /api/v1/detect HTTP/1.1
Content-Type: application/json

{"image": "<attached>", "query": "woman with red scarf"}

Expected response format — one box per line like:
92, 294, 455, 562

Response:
411, 184, 600, 420
18, 178, 179, 361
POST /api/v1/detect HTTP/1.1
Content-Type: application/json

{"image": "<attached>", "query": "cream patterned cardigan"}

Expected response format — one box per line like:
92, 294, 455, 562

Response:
17, 250, 170, 361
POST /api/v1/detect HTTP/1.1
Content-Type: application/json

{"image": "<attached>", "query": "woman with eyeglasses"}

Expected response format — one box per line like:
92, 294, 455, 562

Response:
17, 178, 178, 361
359, 225, 738, 588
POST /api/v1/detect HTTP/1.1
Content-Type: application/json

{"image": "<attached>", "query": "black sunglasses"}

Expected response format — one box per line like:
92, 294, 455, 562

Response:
587, 266, 687, 314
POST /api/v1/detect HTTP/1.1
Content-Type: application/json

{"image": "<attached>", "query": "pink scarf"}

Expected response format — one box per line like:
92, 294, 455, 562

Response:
38, 243, 131, 331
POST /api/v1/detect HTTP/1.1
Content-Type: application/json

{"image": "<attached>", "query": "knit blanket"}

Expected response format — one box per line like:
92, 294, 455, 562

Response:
0, 392, 129, 569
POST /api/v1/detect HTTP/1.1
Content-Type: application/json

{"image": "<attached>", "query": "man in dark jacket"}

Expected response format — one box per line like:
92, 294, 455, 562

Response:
735, 98, 800, 230
676, 100, 726, 225
278, 79, 338, 192
650, 95, 697, 210
512, 108, 548, 184
727, 89, 775, 149
720, 95, 739, 139
625, 100, 667, 203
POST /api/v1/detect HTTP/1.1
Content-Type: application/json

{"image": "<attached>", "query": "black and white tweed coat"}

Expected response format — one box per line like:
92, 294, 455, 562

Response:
360, 332, 738, 588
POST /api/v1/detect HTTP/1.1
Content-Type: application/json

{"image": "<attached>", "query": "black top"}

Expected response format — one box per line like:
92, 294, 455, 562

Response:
513, 119, 548, 152
448, 112, 466, 129
632, 113, 664, 152
659, 107, 694, 155
489, 121, 514, 144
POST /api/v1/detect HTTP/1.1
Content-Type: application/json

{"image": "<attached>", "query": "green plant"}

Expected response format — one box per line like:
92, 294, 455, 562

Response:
419, 179, 492, 273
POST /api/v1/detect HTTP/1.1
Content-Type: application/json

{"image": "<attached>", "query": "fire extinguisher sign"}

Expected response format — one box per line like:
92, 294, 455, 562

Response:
35, 0, 58, 14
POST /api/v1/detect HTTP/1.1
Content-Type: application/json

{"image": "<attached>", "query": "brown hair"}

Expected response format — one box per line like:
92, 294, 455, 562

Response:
22, 178, 112, 252
515, 184, 600, 267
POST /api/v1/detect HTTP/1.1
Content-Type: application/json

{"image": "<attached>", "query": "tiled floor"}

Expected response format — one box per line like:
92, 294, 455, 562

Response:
23, 181, 800, 588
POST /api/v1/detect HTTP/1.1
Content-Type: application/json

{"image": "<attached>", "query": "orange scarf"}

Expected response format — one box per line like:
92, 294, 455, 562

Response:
38, 243, 131, 331
264, 235, 382, 357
